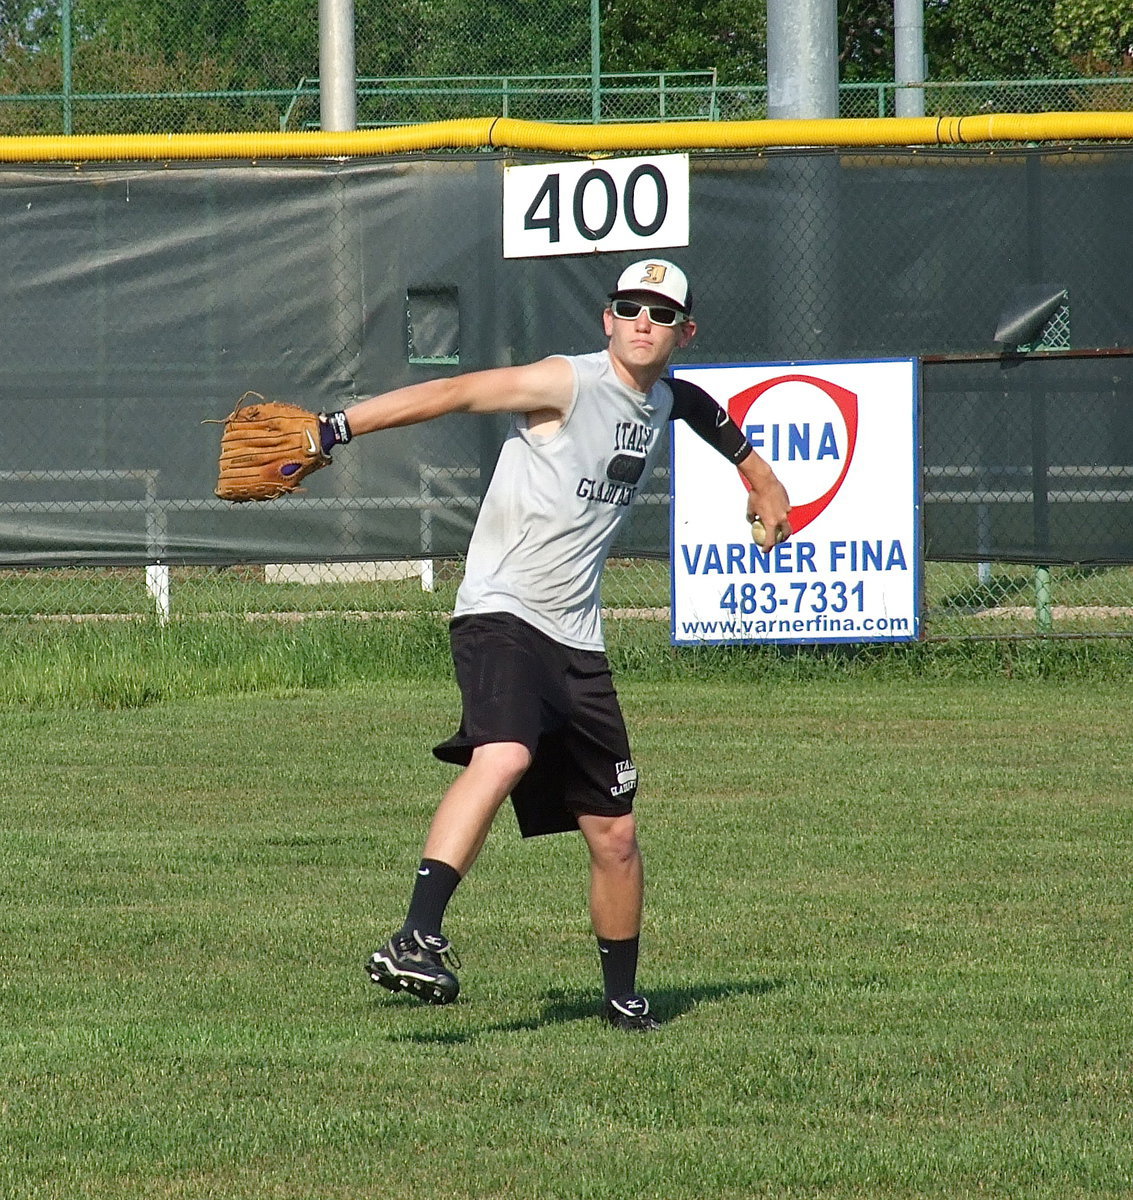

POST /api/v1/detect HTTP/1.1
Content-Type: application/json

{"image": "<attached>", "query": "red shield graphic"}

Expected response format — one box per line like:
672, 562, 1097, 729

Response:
727, 374, 859, 536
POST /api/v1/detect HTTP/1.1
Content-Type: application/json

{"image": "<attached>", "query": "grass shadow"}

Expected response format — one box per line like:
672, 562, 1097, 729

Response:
538, 977, 787, 1027
381, 977, 786, 1043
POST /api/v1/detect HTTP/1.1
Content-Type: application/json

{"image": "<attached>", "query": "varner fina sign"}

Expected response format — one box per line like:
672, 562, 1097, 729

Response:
670, 359, 920, 645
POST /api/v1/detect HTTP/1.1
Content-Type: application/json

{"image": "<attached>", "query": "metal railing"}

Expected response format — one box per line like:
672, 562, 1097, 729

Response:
278, 71, 721, 130
2, 74, 1130, 137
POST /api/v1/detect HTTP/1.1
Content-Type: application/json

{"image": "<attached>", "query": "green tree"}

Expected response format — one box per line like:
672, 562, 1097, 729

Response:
411, 0, 589, 77
75, 0, 317, 86
925, 0, 1073, 79
1, 0, 57, 52
1052, 0, 1133, 72
838, 0, 893, 82
601, 0, 767, 84
837, 0, 1120, 82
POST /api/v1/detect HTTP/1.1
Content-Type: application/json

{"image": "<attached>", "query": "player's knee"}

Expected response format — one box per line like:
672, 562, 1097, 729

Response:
608, 814, 640, 863
469, 740, 532, 790
582, 812, 639, 867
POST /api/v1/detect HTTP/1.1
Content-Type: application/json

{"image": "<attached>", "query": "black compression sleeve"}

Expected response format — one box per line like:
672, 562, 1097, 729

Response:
668, 377, 752, 465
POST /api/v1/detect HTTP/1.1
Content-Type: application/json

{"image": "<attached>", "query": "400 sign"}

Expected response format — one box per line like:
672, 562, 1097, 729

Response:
503, 155, 689, 258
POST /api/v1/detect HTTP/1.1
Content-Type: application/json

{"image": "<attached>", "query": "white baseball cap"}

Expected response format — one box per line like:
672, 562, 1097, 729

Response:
609, 258, 692, 313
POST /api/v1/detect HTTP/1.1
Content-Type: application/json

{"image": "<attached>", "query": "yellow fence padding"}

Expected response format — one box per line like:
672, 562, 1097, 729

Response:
1, 111, 1132, 162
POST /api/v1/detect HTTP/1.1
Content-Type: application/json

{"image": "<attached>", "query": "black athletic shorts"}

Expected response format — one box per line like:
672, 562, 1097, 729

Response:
432, 612, 638, 838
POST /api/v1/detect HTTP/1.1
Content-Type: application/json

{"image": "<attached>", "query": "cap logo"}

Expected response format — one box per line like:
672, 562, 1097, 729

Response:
640, 263, 667, 285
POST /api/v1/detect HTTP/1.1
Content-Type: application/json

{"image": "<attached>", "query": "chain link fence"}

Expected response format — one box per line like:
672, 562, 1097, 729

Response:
922, 351, 1133, 641
3, 4, 1133, 642
2, 146, 1132, 641
6, 560, 1133, 642
1, 0, 1132, 134
3, 74, 1132, 136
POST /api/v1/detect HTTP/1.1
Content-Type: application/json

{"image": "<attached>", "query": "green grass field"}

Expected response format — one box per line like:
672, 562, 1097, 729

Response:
2, 639, 1133, 1198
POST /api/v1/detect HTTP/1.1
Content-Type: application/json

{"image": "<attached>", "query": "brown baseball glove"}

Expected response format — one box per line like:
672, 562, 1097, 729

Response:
212, 392, 331, 502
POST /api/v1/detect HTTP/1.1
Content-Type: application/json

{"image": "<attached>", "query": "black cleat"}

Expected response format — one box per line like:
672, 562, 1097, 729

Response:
365, 930, 461, 1005
603, 994, 661, 1032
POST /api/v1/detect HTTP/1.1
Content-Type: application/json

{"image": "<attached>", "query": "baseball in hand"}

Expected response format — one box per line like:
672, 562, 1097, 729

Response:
751, 518, 786, 547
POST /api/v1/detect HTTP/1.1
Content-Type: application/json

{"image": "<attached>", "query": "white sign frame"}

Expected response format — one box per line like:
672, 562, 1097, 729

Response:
503, 155, 689, 259
670, 359, 921, 646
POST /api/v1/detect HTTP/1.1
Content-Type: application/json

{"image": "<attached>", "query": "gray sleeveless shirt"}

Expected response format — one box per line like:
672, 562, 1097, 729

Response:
453, 350, 673, 650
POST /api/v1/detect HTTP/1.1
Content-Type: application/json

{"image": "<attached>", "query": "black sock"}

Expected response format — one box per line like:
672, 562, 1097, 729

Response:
597, 935, 640, 1001
401, 858, 462, 938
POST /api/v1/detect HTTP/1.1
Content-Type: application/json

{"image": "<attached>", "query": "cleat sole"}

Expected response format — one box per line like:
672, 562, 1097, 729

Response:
365, 956, 459, 1005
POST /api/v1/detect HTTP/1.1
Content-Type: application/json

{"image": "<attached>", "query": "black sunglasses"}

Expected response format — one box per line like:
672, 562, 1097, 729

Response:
610, 299, 687, 327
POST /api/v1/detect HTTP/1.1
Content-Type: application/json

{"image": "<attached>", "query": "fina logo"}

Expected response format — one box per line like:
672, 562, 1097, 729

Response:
727, 374, 859, 536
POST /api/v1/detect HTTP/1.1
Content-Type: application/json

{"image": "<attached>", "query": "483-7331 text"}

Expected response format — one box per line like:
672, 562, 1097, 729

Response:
719, 579, 866, 615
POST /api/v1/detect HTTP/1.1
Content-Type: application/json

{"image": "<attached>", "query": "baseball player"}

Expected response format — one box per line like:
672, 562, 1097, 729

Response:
218, 259, 791, 1030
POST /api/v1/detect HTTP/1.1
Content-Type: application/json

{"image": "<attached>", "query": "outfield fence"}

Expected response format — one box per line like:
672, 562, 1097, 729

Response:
3, 348, 1133, 641
2, 0, 1131, 139
1, 121, 1132, 643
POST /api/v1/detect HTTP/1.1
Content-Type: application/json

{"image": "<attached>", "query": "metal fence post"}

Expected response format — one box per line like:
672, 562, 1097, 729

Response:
61, 0, 73, 134
1034, 566, 1053, 633
894, 0, 926, 118
319, 0, 357, 131
767, 0, 838, 119
590, 0, 601, 122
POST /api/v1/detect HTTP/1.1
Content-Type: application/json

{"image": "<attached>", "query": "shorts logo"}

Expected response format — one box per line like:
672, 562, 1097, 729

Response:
610, 759, 638, 797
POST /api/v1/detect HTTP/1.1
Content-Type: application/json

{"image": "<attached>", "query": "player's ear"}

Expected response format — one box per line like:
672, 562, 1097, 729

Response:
676, 317, 697, 347
602, 306, 615, 336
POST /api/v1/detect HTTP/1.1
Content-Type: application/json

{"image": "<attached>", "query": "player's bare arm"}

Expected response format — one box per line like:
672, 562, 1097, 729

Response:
343, 356, 575, 436
209, 357, 575, 503
739, 450, 792, 550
